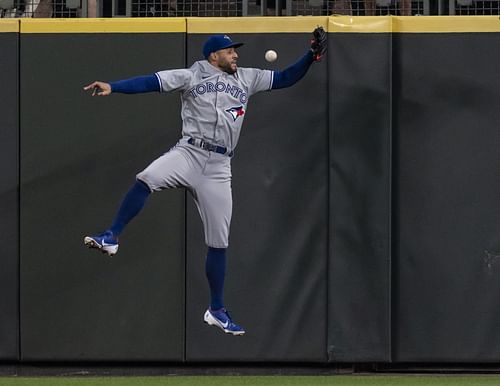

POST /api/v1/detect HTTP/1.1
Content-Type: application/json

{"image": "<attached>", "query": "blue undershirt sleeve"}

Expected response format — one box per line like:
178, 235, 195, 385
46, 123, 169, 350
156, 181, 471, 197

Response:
109, 74, 161, 94
271, 50, 315, 90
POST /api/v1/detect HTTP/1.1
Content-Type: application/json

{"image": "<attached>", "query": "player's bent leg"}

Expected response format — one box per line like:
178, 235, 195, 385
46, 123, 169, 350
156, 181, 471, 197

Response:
84, 145, 194, 257
203, 308, 245, 336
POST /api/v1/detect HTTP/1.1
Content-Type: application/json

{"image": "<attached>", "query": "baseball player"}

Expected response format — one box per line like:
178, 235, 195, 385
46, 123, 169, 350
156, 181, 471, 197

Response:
83, 28, 327, 336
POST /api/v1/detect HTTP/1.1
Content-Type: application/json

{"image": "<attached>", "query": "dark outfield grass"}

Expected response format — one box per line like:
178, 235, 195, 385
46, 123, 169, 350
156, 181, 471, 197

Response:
2, 375, 500, 386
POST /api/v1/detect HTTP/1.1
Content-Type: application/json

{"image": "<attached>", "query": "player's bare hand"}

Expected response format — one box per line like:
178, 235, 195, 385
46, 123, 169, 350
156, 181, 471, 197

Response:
83, 81, 111, 96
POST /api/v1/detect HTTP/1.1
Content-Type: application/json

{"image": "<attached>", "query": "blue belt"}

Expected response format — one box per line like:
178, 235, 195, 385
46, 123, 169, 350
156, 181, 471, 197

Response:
188, 138, 233, 157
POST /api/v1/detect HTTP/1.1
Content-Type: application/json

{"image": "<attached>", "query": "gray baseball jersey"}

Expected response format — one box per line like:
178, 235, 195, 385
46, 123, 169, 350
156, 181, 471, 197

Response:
137, 60, 273, 248
156, 60, 273, 152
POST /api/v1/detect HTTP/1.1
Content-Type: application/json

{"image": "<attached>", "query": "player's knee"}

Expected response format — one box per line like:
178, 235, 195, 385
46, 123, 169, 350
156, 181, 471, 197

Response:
136, 178, 153, 193
136, 171, 158, 191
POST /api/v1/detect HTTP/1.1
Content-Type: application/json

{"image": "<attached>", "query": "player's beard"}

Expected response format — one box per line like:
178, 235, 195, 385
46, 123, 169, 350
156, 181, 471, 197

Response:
218, 58, 237, 74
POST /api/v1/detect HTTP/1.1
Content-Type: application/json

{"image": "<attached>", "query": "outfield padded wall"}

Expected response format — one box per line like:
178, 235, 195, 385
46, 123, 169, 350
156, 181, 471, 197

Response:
19, 20, 186, 361
4, 16, 500, 364
185, 18, 329, 361
0, 20, 20, 361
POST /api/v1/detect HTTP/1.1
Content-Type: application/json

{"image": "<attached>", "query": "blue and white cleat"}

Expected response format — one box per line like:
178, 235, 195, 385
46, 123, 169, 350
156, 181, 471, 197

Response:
84, 231, 119, 256
204, 308, 245, 336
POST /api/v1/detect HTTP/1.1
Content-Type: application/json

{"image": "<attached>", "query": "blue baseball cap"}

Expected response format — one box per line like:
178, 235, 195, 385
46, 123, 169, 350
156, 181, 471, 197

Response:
203, 35, 244, 59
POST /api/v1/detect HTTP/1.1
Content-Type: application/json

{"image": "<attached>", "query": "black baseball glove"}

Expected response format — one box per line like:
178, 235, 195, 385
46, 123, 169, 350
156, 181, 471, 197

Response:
310, 26, 327, 61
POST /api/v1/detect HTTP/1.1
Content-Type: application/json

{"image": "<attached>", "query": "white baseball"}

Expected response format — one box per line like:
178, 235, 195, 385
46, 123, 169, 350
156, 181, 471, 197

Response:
265, 50, 278, 62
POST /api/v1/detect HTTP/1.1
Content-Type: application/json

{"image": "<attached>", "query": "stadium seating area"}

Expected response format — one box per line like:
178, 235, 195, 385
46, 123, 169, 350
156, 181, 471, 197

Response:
0, 0, 498, 18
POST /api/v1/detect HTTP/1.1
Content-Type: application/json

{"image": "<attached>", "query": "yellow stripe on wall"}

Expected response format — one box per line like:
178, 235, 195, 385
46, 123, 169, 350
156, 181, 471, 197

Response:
0, 20, 19, 33
187, 16, 328, 33
20, 18, 186, 33
14, 16, 500, 34
392, 16, 500, 33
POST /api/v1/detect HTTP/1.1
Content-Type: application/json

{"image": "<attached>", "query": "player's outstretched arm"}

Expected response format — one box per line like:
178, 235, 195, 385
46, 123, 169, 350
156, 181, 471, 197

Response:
271, 26, 327, 90
83, 81, 112, 96
83, 75, 160, 95
271, 51, 314, 90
